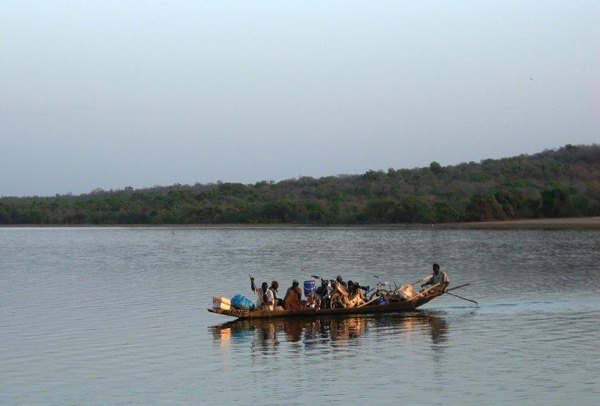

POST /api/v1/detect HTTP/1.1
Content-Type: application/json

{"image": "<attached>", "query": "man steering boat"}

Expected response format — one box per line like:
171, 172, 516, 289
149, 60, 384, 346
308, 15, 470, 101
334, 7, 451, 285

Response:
421, 263, 449, 292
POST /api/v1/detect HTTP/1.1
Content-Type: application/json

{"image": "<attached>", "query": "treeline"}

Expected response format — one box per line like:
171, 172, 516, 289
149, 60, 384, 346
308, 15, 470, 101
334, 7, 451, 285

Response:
1, 144, 599, 225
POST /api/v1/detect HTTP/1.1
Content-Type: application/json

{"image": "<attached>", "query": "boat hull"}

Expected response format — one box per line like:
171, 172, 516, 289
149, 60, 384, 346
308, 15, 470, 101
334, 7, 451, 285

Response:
208, 286, 444, 320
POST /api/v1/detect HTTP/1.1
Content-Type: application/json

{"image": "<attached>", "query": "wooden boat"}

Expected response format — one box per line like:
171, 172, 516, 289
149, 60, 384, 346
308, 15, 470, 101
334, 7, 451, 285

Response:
208, 285, 445, 320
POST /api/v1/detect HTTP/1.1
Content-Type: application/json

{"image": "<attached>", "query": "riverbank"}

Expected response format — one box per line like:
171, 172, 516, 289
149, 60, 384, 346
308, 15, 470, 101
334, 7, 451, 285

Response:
435, 216, 600, 230
2, 217, 600, 229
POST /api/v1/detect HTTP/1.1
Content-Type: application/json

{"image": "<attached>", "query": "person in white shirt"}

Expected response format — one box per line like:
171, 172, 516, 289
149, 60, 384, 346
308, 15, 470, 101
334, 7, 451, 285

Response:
269, 280, 281, 307
421, 263, 449, 292
250, 277, 274, 309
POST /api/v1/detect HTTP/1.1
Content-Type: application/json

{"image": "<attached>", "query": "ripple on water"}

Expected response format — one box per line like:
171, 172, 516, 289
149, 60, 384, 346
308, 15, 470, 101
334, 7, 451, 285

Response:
2, 227, 600, 405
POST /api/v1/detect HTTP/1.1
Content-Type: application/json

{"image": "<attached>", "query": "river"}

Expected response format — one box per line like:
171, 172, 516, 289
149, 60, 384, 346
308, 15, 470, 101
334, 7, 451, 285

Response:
1, 227, 599, 405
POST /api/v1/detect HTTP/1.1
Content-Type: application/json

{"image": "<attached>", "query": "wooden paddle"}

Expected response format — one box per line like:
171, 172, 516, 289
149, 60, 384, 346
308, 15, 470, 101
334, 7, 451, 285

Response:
445, 291, 478, 306
447, 283, 470, 292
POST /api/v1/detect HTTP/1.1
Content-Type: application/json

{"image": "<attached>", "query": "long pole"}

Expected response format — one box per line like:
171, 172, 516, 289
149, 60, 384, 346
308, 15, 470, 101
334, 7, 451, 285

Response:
447, 283, 470, 292
445, 291, 478, 306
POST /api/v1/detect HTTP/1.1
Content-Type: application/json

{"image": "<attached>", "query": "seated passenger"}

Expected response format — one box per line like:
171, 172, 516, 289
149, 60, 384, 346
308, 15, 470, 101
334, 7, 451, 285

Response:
336, 275, 348, 290
350, 281, 367, 300
347, 281, 366, 306
269, 280, 282, 307
283, 280, 305, 311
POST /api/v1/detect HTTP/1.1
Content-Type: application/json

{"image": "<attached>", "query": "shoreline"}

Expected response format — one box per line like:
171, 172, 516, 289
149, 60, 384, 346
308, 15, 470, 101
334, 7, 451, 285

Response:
1, 217, 600, 230
433, 216, 600, 230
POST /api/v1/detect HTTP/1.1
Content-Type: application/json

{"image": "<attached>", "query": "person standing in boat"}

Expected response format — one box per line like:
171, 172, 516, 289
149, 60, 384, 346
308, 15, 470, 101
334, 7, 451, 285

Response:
421, 263, 449, 292
250, 277, 274, 309
283, 280, 305, 311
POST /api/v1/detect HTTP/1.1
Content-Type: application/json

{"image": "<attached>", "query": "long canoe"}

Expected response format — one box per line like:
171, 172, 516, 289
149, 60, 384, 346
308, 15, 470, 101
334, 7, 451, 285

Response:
207, 285, 445, 320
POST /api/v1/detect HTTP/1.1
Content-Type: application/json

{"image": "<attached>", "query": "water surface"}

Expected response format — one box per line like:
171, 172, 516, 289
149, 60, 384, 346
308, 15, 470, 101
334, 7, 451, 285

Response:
1, 227, 599, 405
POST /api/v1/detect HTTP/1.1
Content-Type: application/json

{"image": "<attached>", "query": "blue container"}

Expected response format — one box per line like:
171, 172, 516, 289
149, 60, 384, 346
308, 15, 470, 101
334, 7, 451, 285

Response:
376, 296, 386, 305
230, 294, 255, 311
303, 280, 316, 297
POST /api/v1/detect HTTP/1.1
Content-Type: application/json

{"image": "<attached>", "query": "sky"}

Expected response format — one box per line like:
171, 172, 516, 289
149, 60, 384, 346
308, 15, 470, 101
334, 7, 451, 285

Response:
1, 1, 599, 197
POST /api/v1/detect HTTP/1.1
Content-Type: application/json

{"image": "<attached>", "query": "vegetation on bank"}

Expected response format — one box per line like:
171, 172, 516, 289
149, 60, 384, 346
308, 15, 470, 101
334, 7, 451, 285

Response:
1, 144, 599, 225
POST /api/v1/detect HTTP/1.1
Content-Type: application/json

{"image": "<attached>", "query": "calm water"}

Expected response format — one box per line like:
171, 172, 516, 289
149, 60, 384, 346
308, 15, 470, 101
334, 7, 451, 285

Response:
1, 227, 599, 405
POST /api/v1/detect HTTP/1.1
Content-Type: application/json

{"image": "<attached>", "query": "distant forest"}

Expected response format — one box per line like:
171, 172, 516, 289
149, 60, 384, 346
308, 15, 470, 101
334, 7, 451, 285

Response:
1, 144, 599, 225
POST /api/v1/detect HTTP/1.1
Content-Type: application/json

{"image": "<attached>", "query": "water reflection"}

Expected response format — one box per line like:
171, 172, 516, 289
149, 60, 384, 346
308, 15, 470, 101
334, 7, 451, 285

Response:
210, 311, 449, 352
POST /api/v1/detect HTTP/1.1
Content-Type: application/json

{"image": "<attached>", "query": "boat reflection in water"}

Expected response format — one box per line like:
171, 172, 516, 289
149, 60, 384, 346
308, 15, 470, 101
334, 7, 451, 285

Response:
210, 311, 448, 353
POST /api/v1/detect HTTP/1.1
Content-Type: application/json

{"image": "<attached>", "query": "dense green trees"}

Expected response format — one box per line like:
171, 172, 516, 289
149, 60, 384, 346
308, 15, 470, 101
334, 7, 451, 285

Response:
1, 144, 599, 225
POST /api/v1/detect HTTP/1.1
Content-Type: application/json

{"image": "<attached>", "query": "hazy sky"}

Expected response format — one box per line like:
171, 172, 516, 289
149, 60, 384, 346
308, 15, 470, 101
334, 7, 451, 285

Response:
1, 1, 598, 197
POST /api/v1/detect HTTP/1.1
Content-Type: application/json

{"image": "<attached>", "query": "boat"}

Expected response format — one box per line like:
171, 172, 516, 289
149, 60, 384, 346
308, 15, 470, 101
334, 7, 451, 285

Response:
208, 284, 445, 320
